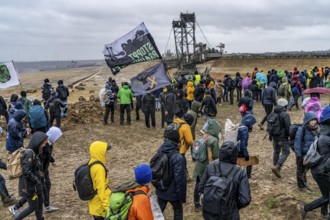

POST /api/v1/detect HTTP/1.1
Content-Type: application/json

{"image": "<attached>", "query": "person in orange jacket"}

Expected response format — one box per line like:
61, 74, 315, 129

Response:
114, 164, 153, 220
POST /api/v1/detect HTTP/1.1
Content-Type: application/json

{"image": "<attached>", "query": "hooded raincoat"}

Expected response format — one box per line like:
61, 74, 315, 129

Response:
192, 119, 221, 180
173, 118, 193, 154
88, 141, 111, 217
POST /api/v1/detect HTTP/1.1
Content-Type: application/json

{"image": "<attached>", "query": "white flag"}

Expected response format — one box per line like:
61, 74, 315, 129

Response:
0, 62, 20, 89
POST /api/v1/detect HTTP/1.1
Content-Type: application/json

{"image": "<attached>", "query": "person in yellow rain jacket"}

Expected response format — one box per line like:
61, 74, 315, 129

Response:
186, 81, 195, 109
88, 141, 112, 219
173, 115, 194, 155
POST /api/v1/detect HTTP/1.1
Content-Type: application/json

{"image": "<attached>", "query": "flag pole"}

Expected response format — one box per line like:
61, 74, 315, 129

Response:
11, 60, 23, 89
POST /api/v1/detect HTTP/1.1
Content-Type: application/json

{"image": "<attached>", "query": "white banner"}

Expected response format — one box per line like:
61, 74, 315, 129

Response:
0, 62, 20, 89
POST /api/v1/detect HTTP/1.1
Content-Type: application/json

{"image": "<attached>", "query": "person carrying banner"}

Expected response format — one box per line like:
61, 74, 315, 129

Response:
0, 96, 9, 124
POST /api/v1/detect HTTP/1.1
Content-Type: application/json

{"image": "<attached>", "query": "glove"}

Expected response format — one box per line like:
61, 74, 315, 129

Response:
245, 155, 250, 161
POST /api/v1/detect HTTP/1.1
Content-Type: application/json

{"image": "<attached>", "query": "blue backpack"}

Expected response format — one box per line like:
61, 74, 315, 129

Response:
29, 105, 47, 129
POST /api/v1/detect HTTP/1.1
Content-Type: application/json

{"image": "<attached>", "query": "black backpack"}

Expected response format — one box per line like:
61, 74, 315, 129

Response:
267, 112, 282, 137
289, 124, 303, 151
150, 151, 176, 190
42, 84, 52, 101
163, 123, 183, 141
73, 161, 107, 201
202, 161, 241, 219
57, 86, 68, 99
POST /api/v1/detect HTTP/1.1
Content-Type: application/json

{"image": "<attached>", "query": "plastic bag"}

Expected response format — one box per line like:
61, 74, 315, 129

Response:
150, 195, 165, 220
224, 119, 240, 145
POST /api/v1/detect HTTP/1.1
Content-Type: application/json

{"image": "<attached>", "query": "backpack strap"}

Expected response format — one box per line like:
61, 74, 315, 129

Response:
89, 160, 107, 178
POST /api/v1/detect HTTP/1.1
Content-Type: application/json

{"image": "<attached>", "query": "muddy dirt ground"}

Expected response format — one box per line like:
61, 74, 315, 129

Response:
0, 60, 330, 220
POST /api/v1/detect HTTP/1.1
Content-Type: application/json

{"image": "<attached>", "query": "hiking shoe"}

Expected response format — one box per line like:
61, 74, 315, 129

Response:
271, 166, 282, 178
9, 205, 20, 216
258, 124, 264, 130
44, 206, 59, 213
299, 187, 311, 193
297, 204, 306, 220
3, 195, 17, 206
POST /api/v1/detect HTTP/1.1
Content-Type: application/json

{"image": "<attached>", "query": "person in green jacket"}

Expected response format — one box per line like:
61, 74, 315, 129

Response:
281, 77, 293, 101
192, 119, 221, 211
118, 82, 133, 125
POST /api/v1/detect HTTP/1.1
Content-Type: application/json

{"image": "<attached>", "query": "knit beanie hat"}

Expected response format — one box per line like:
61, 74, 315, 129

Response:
134, 164, 152, 185
320, 105, 330, 124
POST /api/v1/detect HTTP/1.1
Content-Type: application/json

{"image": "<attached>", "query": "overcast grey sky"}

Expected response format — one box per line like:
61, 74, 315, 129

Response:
1, 0, 330, 61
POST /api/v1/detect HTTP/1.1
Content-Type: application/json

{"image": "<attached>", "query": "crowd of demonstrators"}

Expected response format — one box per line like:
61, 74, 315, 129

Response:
1, 67, 330, 220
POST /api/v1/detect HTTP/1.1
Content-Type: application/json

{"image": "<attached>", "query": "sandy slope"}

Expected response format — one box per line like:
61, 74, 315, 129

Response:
0, 59, 330, 219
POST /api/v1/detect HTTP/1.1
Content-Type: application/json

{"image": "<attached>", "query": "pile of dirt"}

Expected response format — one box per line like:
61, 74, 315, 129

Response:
65, 98, 103, 126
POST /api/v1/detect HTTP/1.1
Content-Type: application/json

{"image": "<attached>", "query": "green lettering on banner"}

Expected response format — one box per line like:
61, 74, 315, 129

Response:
136, 49, 143, 58
127, 42, 159, 63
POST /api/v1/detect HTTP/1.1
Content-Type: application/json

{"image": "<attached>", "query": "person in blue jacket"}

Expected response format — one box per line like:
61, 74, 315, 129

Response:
294, 111, 319, 191
237, 112, 256, 179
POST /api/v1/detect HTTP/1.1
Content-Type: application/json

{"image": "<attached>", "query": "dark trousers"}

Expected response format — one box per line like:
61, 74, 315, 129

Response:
236, 88, 242, 102
272, 138, 290, 167
0, 110, 9, 124
161, 106, 165, 128
14, 196, 27, 210
158, 197, 183, 220
93, 216, 104, 220
260, 104, 274, 125
229, 90, 234, 105
0, 173, 9, 199
15, 194, 44, 220
136, 101, 142, 120
188, 100, 192, 109
194, 176, 200, 205
247, 165, 252, 179
144, 110, 156, 128
104, 103, 115, 123
216, 97, 222, 104
49, 115, 61, 128
120, 104, 131, 125
43, 169, 51, 207
304, 173, 329, 215
296, 157, 307, 189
